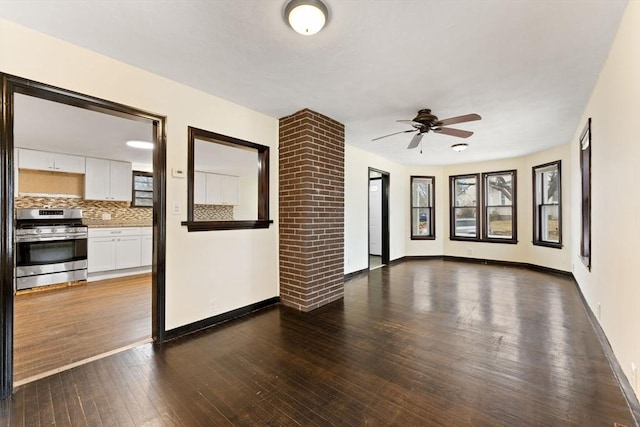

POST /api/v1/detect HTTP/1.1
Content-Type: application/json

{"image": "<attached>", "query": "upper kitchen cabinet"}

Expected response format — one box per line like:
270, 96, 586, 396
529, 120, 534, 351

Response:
85, 157, 132, 201
18, 148, 85, 174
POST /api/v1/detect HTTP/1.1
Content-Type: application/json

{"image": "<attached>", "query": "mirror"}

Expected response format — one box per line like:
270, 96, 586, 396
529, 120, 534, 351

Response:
183, 126, 271, 231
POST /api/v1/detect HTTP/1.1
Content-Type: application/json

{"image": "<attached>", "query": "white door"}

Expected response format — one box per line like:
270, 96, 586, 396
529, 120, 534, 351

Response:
369, 179, 382, 256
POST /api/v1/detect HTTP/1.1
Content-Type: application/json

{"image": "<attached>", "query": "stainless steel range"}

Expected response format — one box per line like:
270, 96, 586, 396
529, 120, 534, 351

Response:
15, 208, 88, 291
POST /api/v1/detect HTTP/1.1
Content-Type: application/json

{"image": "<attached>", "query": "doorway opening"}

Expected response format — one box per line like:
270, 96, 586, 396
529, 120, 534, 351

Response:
368, 168, 389, 270
0, 74, 166, 397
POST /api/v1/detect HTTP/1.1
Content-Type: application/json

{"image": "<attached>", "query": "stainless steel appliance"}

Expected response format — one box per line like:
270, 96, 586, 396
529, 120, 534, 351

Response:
15, 208, 88, 290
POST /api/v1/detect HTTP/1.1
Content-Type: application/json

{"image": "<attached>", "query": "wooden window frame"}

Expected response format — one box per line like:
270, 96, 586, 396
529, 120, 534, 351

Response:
131, 170, 153, 208
532, 160, 562, 248
449, 174, 480, 241
481, 170, 517, 244
410, 176, 435, 240
580, 118, 591, 270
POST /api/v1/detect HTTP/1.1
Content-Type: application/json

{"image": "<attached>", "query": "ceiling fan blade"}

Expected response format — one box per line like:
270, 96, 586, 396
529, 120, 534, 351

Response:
371, 129, 416, 141
407, 133, 423, 149
438, 113, 481, 127
434, 127, 473, 138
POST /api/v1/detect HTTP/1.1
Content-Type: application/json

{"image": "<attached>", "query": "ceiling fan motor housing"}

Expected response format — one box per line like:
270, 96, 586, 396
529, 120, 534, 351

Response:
414, 109, 440, 130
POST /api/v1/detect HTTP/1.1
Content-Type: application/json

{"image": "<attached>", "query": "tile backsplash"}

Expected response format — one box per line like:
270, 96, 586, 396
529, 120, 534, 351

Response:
193, 204, 233, 221
15, 196, 152, 223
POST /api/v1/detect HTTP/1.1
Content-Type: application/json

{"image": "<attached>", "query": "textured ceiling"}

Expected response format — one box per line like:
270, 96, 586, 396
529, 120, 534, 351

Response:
0, 0, 628, 165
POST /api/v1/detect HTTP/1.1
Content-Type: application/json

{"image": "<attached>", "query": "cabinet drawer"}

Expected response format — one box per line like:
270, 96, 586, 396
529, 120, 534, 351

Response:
89, 227, 141, 238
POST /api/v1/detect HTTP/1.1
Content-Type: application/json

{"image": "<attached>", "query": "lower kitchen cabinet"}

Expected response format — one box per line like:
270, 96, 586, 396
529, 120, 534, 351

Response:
88, 227, 151, 275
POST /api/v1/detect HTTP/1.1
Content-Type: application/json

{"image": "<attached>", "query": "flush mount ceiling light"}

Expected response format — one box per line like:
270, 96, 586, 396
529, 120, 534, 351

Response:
284, 0, 329, 36
451, 143, 469, 152
126, 140, 154, 150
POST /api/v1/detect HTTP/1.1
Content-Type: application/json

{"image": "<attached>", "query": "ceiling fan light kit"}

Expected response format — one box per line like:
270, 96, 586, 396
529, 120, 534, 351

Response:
451, 143, 469, 152
284, 0, 329, 35
372, 108, 481, 150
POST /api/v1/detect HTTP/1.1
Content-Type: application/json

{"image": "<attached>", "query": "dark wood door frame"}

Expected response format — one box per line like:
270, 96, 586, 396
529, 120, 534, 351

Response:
368, 168, 390, 266
0, 73, 167, 399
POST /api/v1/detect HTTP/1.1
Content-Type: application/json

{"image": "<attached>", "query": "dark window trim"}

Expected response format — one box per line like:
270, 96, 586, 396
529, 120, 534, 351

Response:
131, 170, 153, 208
410, 175, 436, 240
181, 126, 271, 232
449, 173, 480, 241
481, 169, 517, 244
532, 160, 562, 249
579, 118, 591, 270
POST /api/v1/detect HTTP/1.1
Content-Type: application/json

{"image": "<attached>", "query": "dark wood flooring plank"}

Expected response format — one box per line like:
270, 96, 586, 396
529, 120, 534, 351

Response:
4, 260, 636, 426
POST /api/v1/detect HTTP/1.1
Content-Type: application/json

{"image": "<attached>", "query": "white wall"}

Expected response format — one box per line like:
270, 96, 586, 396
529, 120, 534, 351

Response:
0, 19, 280, 330
570, 1, 640, 398
344, 144, 407, 274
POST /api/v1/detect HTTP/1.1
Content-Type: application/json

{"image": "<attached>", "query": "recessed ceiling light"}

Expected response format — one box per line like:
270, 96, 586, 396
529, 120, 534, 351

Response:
284, 0, 329, 36
451, 143, 469, 152
126, 140, 154, 150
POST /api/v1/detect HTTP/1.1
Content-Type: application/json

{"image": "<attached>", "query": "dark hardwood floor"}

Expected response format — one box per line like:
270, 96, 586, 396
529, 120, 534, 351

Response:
14, 274, 151, 383
2, 260, 636, 426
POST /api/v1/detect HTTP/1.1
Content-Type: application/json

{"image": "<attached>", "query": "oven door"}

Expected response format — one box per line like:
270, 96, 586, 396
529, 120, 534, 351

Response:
15, 236, 88, 289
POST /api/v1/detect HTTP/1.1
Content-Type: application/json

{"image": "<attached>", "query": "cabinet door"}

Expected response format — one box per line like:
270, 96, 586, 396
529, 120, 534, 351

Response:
194, 172, 207, 204
53, 153, 85, 174
109, 160, 132, 201
140, 235, 153, 266
85, 157, 110, 200
206, 173, 224, 205
18, 149, 54, 171
88, 237, 116, 273
222, 175, 239, 205
115, 236, 141, 269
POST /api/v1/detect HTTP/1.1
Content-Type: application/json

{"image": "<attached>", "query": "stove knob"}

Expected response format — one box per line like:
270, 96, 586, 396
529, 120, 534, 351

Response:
35, 229, 42, 234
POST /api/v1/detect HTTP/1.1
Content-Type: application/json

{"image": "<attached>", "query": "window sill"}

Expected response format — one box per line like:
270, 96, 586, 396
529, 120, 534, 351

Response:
533, 241, 563, 249
181, 219, 273, 232
411, 235, 436, 241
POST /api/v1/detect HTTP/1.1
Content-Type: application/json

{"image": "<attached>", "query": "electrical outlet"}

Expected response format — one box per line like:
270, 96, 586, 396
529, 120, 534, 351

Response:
101, 213, 111, 220
467, 248, 473, 256
210, 299, 216, 313
172, 201, 181, 215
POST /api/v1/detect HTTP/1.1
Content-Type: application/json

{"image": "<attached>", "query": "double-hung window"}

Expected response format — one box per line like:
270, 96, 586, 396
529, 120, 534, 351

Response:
410, 176, 435, 239
449, 170, 517, 243
533, 161, 561, 247
450, 174, 479, 239
482, 170, 517, 243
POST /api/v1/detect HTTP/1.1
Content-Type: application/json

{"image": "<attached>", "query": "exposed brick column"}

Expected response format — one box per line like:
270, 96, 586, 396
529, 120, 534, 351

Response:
279, 109, 345, 312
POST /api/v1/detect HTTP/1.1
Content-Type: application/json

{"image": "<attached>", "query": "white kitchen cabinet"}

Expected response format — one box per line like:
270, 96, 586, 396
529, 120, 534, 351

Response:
88, 227, 142, 273
18, 148, 85, 174
85, 157, 132, 201
140, 228, 153, 266
194, 171, 207, 204
196, 172, 239, 205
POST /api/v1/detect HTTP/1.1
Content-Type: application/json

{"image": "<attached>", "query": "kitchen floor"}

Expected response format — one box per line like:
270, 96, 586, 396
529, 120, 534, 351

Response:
13, 274, 151, 384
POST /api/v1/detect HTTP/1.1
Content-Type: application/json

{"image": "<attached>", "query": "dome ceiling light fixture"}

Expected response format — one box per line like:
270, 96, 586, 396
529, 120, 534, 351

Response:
284, 0, 329, 36
451, 143, 469, 152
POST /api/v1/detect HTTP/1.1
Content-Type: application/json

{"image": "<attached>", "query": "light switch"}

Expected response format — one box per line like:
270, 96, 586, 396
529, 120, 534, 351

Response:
172, 201, 181, 214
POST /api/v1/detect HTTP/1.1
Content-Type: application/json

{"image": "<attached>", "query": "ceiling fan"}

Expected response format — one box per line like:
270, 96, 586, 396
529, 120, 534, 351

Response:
372, 108, 482, 149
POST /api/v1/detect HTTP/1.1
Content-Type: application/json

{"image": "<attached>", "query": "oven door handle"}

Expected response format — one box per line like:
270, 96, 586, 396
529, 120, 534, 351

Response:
16, 234, 88, 243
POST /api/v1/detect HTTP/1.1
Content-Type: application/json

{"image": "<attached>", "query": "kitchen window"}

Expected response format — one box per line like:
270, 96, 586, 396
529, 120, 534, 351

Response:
410, 176, 435, 240
131, 171, 153, 207
533, 161, 562, 248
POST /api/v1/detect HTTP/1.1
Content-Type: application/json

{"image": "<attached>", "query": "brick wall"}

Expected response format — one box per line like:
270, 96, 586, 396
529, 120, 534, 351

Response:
279, 109, 345, 312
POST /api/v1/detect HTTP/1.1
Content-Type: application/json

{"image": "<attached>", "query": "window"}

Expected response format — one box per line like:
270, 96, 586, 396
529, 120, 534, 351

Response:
410, 176, 435, 240
533, 161, 561, 248
580, 118, 591, 269
449, 170, 517, 243
450, 174, 479, 239
482, 170, 517, 243
182, 126, 272, 232
131, 171, 153, 207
